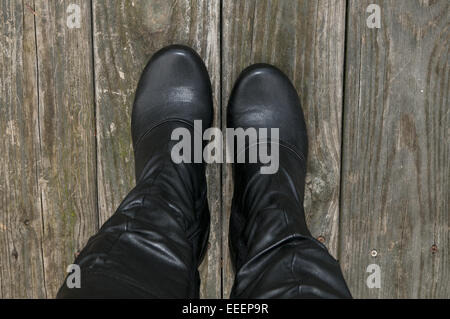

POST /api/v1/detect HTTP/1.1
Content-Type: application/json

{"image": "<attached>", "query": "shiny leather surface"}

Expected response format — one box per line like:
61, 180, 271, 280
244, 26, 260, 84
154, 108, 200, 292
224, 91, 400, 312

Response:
57, 46, 351, 299
132, 45, 213, 181
227, 64, 352, 298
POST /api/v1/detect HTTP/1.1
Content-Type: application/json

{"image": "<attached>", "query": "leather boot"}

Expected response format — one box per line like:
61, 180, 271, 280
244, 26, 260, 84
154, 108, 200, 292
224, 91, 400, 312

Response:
227, 64, 352, 299
57, 45, 212, 298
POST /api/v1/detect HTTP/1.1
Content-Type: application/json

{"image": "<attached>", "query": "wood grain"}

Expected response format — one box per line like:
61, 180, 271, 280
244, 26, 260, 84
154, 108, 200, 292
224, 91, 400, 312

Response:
92, 0, 221, 298
340, 0, 449, 298
0, 0, 46, 298
222, 0, 347, 297
0, 0, 448, 299
34, 0, 98, 297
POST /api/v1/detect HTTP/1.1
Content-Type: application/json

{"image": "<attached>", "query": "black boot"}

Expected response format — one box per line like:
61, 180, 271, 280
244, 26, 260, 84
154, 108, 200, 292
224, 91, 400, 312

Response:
57, 45, 212, 298
227, 64, 352, 298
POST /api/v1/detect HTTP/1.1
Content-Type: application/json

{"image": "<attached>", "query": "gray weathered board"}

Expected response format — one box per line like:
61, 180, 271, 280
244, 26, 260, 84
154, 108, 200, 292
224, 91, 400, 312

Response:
0, 0, 448, 298
340, 0, 449, 298
0, 0, 97, 298
1, 0, 45, 298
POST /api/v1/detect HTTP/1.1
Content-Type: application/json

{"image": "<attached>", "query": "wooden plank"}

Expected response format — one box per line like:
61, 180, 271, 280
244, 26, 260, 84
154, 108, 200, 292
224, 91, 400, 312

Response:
0, 0, 46, 298
222, 0, 347, 297
340, 0, 449, 298
34, 0, 98, 297
92, 0, 221, 298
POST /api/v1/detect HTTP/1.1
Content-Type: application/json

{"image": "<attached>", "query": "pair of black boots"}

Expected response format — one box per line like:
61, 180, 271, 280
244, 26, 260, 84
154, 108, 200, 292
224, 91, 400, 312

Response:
57, 45, 351, 299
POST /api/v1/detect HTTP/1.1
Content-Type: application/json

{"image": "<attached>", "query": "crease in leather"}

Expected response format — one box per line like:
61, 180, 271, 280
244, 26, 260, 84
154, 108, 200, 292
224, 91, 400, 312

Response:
133, 117, 205, 156
81, 270, 157, 298
230, 148, 351, 298
58, 124, 209, 298
235, 233, 321, 273
133, 124, 208, 258
234, 139, 307, 164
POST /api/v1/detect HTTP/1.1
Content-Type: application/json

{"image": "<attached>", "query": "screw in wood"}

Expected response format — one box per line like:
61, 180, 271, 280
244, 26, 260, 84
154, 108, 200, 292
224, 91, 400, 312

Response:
370, 249, 378, 258
431, 244, 438, 254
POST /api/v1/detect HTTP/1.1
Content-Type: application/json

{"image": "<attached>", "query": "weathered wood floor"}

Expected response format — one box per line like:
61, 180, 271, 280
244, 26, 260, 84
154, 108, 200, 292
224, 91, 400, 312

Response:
0, 0, 448, 298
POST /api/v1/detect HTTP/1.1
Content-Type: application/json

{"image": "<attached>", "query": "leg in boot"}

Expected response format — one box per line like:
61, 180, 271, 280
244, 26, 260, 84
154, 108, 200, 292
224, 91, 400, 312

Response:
57, 45, 213, 298
227, 64, 352, 299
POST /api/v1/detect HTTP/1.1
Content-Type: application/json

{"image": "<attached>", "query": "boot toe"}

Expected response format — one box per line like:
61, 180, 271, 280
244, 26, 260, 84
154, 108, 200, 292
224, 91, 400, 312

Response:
227, 64, 307, 158
132, 45, 213, 146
